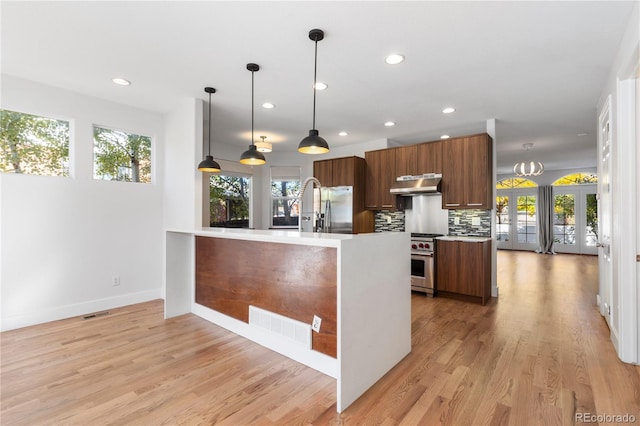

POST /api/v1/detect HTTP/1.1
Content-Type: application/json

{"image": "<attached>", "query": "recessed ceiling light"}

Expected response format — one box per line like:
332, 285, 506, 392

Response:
385, 54, 405, 65
262, 102, 275, 109
440, 134, 450, 140
339, 131, 348, 136
577, 132, 588, 136
112, 77, 131, 86
442, 107, 455, 114
384, 121, 396, 127
314, 82, 328, 90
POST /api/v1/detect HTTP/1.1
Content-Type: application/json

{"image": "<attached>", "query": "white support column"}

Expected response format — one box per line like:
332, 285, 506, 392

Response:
486, 118, 498, 297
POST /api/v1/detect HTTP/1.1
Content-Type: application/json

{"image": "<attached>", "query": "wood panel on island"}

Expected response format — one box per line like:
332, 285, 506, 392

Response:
195, 236, 338, 357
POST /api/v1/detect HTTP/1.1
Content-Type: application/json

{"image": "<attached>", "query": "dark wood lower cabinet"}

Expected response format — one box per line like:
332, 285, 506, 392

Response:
436, 239, 492, 305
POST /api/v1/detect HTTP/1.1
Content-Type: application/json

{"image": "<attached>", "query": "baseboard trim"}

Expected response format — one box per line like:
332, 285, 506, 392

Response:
0, 289, 162, 331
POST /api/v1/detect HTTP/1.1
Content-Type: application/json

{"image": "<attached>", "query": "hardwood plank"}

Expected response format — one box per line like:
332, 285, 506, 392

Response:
2, 251, 639, 425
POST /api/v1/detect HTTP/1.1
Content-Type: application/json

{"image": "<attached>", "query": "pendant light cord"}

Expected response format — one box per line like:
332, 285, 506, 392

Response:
251, 69, 255, 146
312, 36, 318, 130
208, 91, 212, 156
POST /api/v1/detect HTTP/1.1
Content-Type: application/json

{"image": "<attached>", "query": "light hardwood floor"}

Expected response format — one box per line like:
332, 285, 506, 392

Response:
1, 251, 639, 425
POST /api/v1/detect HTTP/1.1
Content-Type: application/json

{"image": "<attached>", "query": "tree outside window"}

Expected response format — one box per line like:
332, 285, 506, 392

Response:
0, 109, 70, 176
93, 126, 151, 183
210, 175, 250, 228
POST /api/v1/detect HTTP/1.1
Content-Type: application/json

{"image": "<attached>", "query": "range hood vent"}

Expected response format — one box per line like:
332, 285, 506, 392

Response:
389, 173, 442, 195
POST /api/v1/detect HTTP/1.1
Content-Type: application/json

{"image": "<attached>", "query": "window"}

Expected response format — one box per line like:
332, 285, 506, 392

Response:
496, 178, 538, 189
270, 166, 301, 228
0, 109, 70, 176
93, 126, 151, 183
554, 194, 576, 245
553, 173, 597, 186
209, 174, 251, 228
496, 195, 510, 242
517, 195, 537, 243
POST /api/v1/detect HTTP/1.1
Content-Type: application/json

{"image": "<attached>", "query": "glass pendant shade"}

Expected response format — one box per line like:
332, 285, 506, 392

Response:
298, 129, 329, 154
298, 29, 330, 154
198, 87, 220, 173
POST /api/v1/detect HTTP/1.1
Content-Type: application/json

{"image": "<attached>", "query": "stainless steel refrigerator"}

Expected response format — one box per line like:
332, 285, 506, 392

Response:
305, 186, 353, 234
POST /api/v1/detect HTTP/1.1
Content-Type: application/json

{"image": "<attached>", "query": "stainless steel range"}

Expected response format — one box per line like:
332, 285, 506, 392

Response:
410, 233, 442, 295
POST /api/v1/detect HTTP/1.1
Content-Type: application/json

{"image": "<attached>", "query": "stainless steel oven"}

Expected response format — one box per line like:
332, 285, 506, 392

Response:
410, 234, 440, 296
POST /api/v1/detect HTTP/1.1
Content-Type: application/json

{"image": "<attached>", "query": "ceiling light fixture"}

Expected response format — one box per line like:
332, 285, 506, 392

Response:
513, 143, 544, 176
442, 107, 456, 114
339, 131, 348, 136
385, 54, 405, 65
197, 87, 221, 173
262, 102, 275, 109
298, 29, 329, 154
314, 82, 328, 90
240, 63, 266, 165
440, 134, 450, 139
384, 121, 396, 127
255, 135, 272, 153
112, 77, 131, 86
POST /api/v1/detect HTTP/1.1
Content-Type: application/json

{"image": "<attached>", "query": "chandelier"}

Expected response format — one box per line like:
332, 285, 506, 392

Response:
513, 143, 544, 176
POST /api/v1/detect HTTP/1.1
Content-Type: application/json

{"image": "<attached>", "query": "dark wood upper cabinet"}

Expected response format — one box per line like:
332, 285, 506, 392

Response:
332, 157, 356, 187
417, 141, 443, 174
395, 145, 417, 177
313, 159, 333, 187
441, 134, 492, 209
365, 149, 396, 210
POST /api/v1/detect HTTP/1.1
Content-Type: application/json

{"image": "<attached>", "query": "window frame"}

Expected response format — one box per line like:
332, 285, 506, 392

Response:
0, 108, 73, 178
269, 166, 301, 229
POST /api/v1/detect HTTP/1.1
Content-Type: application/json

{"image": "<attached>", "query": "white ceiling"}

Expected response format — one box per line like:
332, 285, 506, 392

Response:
1, 1, 634, 174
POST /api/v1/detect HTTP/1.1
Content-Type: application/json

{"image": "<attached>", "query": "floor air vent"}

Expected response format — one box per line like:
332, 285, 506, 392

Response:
83, 311, 109, 320
248, 305, 311, 349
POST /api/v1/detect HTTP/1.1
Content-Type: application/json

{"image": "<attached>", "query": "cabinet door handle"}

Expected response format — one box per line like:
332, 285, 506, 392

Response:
467, 203, 483, 206
366, 205, 377, 208
382, 204, 393, 208
445, 203, 460, 207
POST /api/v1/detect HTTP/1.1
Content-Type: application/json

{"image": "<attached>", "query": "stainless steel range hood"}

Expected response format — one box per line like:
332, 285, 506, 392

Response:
389, 173, 442, 195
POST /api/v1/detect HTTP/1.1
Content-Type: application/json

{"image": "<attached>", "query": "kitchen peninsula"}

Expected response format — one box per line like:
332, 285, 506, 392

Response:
164, 228, 410, 412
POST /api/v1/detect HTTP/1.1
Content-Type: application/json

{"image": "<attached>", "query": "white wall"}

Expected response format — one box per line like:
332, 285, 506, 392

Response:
596, 2, 639, 364
1, 76, 165, 331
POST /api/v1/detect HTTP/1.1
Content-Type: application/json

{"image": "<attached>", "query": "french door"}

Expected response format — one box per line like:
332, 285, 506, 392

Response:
552, 185, 598, 255
496, 189, 538, 251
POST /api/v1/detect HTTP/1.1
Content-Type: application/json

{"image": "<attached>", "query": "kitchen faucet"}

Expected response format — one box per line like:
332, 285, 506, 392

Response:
295, 176, 322, 232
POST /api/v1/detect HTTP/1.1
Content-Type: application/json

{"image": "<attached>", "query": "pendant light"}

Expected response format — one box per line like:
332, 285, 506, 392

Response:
298, 29, 329, 154
513, 143, 544, 177
197, 87, 221, 173
255, 135, 272, 153
240, 63, 266, 165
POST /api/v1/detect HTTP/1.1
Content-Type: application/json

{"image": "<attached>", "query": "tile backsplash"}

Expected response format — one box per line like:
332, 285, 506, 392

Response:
448, 209, 491, 237
374, 211, 405, 232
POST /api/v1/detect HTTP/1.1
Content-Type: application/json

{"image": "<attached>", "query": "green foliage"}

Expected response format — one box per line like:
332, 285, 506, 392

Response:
554, 194, 575, 225
0, 109, 69, 176
495, 196, 509, 224
517, 195, 537, 217
210, 175, 250, 227
271, 180, 300, 221
586, 193, 598, 238
93, 127, 151, 183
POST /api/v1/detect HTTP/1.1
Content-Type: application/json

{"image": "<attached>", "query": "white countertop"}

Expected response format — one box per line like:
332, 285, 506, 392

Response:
436, 235, 492, 242
166, 227, 408, 248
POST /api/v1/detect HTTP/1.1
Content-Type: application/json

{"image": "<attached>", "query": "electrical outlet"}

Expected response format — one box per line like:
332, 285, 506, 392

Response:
454, 217, 460, 225
386, 215, 392, 224
311, 315, 322, 333
113, 276, 120, 286
472, 217, 481, 226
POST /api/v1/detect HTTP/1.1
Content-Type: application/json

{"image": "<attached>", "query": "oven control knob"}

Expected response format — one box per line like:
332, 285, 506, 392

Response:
418, 243, 424, 248
411, 244, 417, 250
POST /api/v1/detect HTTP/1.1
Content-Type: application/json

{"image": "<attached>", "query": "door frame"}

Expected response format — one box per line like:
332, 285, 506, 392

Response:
496, 187, 538, 251
552, 184, 598, 255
